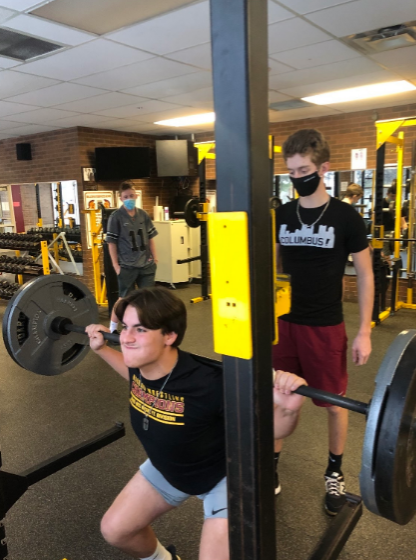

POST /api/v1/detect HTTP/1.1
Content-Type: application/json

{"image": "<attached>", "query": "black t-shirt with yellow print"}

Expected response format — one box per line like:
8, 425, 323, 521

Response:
129, 350, 225, 495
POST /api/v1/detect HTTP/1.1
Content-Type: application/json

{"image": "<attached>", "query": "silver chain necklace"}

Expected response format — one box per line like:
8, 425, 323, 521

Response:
139, 359, 178, 431
296, 197, 331, 229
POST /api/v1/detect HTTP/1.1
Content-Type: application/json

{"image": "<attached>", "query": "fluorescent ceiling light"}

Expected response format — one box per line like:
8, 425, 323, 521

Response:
302, 80, 416, 105
154, 112, 215, 127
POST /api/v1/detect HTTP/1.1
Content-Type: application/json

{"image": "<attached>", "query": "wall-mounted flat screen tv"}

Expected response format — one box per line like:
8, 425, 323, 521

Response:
95, 147, 151, 181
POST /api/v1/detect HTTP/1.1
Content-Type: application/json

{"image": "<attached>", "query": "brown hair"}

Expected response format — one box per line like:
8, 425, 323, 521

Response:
345, 183, 363, 198
119, 182, 135, 196
282, 129, 330, 167
115, 287, 187, 347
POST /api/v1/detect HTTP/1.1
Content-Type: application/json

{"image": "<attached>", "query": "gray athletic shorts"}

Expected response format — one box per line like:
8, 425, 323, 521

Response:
140, 459, 228, 519
118, 263, 156, 297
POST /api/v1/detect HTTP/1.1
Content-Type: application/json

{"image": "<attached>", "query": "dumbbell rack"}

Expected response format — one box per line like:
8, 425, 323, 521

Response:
0, 234, 50, 300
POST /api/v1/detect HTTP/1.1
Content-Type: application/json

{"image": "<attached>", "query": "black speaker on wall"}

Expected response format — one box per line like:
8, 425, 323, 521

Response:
16, 143, 32, 161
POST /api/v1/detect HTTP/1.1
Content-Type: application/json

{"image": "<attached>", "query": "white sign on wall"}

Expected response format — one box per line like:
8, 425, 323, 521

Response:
351, 148, 367, 170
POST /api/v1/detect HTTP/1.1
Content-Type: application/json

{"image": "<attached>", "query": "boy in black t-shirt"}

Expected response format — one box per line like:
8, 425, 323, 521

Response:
273, 129, 374, 516
86, 286, 307, 560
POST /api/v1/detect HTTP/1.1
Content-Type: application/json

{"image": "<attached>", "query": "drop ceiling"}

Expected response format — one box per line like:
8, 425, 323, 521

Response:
0, 0, 413, 140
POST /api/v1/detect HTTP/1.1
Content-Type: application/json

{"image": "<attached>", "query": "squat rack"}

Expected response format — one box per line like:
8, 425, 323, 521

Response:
372, 117, 416, 325
209, 1, 362, 558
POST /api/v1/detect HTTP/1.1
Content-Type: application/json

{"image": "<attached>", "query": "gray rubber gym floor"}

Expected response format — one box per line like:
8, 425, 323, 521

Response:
1, 285, 415, 560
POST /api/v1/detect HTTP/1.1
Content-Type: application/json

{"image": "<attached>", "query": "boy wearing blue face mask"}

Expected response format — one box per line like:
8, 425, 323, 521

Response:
107, 182, 158, 333
272, 129, 374, 516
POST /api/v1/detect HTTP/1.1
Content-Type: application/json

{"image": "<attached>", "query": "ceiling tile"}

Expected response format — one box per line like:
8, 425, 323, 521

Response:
268, 17, 332, 54
0, 120, 22, 130
278, 70, 401, 98
167, 43, 211, 70
133, 106, 208, 123
269, 57, 385, 90
269, 105, 342, 122
276, 0, 355, 14
123, 71, 212, 100
4, 82, 108, 106
107, 1, 210, 55
31, 0, 197, 35
1, 107, 80, 124
0, 6, 15, 22
329, 89, 416, 112
268, 1, 293, 24
0, 70, 59, 98
395, 66, 416, 81
369, 46, 416, 69
45, 113, 117, 128
94, 100, 184, 118
0, 123, 58, 135
305, 0, 416, 37
0, 55, 22, 69
0, 99, 41, 116
162, 87, 213, 108
17, 38, 153, 81
0, 1, 40, 10
268, 58, 295, 75
268, 91, 294, 103
75, 57, 196, 92
108, 121, 164, 132
3, 14, 96, 46
54, 92, 149, 113
271, 40, 360, 70
91, 118, 136, 129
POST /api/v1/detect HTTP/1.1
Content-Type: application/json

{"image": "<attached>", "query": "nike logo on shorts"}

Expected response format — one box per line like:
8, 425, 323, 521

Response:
211, 507, 227, 516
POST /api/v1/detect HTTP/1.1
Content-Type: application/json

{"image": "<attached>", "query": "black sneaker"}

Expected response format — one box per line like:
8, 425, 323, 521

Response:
274, 470, 281, 495
324, 471, 346, 516
167, 544, 182, 560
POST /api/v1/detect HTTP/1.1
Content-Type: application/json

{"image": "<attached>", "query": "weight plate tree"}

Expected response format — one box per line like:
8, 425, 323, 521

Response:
2, 274, 416, 526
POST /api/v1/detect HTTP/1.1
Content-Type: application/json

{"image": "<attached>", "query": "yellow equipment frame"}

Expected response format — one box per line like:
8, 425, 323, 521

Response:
373, 117, 416, 324
83, 209, 107, 307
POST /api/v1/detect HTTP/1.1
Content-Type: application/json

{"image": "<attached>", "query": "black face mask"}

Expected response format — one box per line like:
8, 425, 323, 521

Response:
290, 171, 321, 197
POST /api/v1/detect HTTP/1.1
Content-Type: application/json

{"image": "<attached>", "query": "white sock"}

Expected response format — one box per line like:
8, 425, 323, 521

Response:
140, 540, 172, 560
109, 321, 118, 332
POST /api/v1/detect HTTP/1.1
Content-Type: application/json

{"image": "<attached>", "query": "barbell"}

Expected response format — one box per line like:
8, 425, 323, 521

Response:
2, 274, 416, 525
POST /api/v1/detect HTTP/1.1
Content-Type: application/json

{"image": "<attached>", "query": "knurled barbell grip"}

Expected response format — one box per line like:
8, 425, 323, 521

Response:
63, 322, 120, 344
293, 385, 369, 415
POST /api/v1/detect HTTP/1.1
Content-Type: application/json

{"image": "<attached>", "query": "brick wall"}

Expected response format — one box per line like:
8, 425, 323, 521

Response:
19, 183, 54, 230
194, 101, 416, 176
194, 101, 416, 304
76, 128, 200, 289
38, 183, 54, 226
343, 274, 416, 306
0, 127, 200, 292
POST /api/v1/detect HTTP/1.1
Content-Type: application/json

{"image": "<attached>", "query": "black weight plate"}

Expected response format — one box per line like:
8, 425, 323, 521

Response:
269, 196, 281, 209
2, 275, 99, 376
374, 332, 416, 524
360, 329, 416, 520
184, 198, 200, 228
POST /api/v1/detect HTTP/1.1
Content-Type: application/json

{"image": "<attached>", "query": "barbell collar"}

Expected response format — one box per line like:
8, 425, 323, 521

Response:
294, 385, 369, 415
51, 317, 120, 344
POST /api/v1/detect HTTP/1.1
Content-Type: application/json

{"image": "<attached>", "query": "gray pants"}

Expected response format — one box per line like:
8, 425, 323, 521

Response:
117, 263, 156, 297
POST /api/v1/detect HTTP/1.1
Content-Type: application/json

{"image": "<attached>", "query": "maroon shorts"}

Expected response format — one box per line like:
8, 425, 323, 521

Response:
272, 319, 348, 407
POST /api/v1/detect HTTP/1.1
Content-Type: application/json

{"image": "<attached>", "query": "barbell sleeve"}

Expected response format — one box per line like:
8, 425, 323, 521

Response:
293, 385, 369, 415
